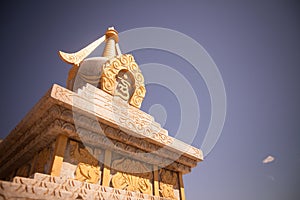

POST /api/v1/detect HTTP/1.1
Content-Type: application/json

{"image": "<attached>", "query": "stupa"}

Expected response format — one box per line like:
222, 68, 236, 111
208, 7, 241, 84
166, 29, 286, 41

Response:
0, 27, 203, 200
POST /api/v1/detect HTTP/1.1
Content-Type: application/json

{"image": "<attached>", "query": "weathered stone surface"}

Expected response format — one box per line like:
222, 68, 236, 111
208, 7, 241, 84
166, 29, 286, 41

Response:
0, 173, 172, 200
0, 84, 202, 200
70, 57, 108, 91
52, 83, 203, 161
0, 84, 202, 179
0, 26, 202, 199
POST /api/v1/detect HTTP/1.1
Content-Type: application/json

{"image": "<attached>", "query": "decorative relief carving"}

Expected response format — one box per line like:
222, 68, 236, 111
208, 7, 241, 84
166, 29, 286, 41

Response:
75, 162, 100, 184
1, 81, 201, 178
100, 54, 146, 108
59, 34, 107, 66
60, 108, 73, 120
67, 140, 102, 184
44, 117, 192, 174
159, 169, 178, 200
67, 124, 191, 174
153, 132, 174, 145
69, 140, 99, 166
112, 173, 152, 195
52, 85, 74, 104
51, 85, 202, 160
111, 158, 152, 194
115, 70, 134, 101
130, 86, 146, 109
1, 173, 171, 200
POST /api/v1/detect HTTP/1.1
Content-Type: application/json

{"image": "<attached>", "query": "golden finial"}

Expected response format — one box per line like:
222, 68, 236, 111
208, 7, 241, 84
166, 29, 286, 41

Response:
58, 27, 119, 66
105, 27, 119, 43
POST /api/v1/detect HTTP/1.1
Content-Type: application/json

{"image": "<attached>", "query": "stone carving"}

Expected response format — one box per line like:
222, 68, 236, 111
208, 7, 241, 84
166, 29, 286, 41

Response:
70, 124, 191, 174
0, 105, 60, 174
112, 172, 152, 195
51, 85, 202, 161
111, 158, 152, 195
0, 173, 171, 200
100, 54, 146, 108
115, 70, 134, 101
53, 85, 74, 104
75, 162, 100, 184
69, 140, 99, 166
159, 169, 178, 200
59, 27, 119, 68
59, 34, 107, 66
1, 83, 202, 179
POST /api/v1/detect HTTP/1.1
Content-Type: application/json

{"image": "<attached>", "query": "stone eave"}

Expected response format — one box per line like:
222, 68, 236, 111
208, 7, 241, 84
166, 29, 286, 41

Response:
0, 84, 203, 177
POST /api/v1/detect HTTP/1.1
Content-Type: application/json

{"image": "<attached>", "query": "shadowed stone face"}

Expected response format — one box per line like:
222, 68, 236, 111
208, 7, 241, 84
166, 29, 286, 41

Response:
70, 57, 108, 91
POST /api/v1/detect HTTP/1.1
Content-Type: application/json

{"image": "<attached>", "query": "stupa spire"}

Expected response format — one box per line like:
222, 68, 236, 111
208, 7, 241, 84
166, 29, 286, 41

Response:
58, 27, 120, 66
102, 27, 118, 58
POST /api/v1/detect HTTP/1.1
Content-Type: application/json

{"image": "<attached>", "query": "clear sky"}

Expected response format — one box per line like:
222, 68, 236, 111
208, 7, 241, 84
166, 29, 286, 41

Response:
0, 1, 300, 199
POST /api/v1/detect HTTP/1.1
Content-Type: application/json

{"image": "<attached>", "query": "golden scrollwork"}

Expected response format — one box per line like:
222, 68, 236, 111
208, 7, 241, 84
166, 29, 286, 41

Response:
111, 158, 152, 194
159, 169, 178, 200
75, 162, 100, 184
100, 54, 146, 108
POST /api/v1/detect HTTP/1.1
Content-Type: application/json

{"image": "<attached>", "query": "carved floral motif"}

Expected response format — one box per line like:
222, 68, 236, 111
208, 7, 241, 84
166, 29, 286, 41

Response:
159, 169, 178, 200
75, 162, 100, 184
111, 158, 152, 194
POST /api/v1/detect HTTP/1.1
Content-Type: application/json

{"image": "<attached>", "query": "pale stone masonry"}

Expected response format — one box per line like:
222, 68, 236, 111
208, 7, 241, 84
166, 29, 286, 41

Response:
0, 84, 202, 199
0, 27, 203, 200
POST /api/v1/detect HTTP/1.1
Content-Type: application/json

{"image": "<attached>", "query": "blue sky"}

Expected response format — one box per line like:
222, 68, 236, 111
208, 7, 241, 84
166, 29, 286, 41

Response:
0, 1, 300, 199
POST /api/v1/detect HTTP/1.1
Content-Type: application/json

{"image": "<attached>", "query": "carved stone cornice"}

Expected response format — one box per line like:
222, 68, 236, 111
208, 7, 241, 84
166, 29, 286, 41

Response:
0, 84, 202, 178
52, 84, 203, 161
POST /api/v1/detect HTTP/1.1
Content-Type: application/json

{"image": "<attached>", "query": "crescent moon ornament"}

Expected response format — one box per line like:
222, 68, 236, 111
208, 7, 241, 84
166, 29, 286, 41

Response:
58, 34, 106, 66
59, 27, 119, 66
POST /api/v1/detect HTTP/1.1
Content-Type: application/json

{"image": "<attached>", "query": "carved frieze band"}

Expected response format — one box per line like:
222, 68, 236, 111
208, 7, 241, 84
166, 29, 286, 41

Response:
60, 112, 197, 168
0, 103, 196, 178
0, 122, 58, 177
51, 119, 190, 174
51, 84, 202, 161
75, 163, 101, 184
0, 105, 61, 169
111, 158, 152, 195
0, 173, 172, 200
1, 82, 202, 177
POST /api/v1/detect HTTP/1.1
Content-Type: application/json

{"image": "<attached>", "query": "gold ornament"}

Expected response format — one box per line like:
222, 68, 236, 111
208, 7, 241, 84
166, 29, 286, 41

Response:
100, 54, 146, 108
111, 158, 152, 194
